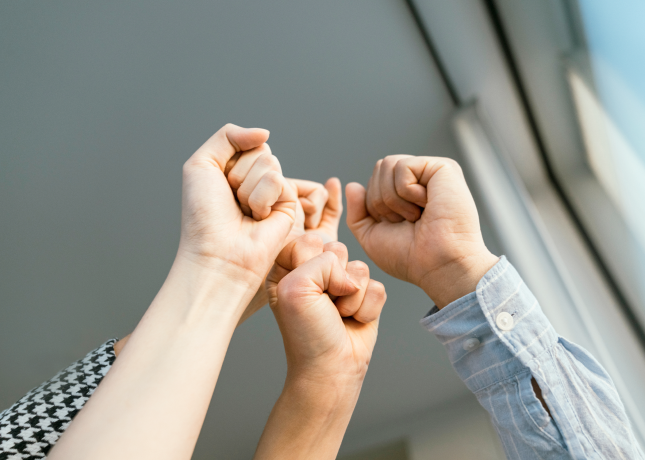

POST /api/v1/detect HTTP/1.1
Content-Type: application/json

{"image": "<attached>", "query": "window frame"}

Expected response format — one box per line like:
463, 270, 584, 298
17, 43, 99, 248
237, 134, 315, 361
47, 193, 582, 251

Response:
411, 0, 645, 445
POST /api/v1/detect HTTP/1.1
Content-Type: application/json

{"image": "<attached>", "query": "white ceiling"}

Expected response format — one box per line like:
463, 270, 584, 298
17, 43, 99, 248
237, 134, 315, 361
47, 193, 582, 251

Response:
0, 1, 479, 457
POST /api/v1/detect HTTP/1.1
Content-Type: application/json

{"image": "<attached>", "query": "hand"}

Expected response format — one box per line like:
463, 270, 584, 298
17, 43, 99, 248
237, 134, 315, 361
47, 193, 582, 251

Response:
178, 124, 297, 307
287, 178, 343, 244
233, 175, 343, 325
346, 155, 498, 308
254, 235, 386, 460
267, 235, 386, 384
226, 149, 342, 243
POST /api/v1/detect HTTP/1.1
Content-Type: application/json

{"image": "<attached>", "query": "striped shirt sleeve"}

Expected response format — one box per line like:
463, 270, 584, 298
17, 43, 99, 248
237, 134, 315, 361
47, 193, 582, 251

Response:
420, 256, 644, 460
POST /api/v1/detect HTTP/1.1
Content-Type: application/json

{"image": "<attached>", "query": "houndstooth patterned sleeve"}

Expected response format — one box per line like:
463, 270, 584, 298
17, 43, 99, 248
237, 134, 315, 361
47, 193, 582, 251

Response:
0, 339, 117, 459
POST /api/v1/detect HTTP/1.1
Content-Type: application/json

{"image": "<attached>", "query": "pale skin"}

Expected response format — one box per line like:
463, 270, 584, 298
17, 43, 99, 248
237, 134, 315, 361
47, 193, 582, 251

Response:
53, 149, 545, 459
254, 234, 386, 459
113, 176, 343, 355
48, 124, 340, 460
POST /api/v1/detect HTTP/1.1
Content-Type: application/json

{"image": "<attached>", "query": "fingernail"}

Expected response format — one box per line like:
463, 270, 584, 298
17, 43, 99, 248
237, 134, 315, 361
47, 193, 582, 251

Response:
347, 274, 361, 290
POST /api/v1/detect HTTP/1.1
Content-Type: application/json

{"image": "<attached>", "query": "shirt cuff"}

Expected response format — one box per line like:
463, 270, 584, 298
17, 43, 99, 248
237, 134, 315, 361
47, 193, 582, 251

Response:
419, 256, 559, 393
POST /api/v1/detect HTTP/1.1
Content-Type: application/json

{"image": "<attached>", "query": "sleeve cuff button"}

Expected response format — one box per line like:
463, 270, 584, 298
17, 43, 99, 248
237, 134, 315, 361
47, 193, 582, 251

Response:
463, 337, 480, 351
496, 312, 514, 331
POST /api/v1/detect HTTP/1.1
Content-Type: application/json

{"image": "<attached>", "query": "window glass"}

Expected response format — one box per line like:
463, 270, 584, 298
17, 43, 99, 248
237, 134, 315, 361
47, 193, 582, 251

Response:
569, 0, 645, 255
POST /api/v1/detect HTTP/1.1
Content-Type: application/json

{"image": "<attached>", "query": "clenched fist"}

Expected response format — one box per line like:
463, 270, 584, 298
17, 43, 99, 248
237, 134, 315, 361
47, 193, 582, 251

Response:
226, 158, 344, 324
346, 155, 498, 308
267, 234, 386, 382
178, 124, 297, 305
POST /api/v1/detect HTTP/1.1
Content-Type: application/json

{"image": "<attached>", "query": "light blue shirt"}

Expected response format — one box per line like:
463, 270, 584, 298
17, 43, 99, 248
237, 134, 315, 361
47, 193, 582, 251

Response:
421, 256, 644, 459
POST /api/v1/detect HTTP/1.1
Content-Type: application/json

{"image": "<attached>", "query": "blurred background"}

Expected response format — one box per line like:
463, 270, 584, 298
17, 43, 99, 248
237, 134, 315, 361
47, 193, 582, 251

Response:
1, 1, 644, 458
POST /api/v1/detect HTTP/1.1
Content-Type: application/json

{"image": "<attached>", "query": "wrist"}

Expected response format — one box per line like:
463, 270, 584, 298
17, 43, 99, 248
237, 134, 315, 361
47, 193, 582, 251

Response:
277, 372, 362, 434
283, 370, 363, 412
162, 252, 260, 325
254, 370, 362, 459
420, 250, 499, 309
174, 247, 263, 289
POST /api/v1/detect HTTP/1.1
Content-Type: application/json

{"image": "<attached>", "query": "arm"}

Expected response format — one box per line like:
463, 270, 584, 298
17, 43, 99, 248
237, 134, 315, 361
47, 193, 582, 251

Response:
0, 174, 339, 458
346, 155, 644, 460
47, 124, 298, 460
254, 234, 387, 459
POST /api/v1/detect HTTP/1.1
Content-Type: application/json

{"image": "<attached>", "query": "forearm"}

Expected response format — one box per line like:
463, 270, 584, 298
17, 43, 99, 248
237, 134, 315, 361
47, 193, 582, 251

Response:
254, 374, 363, 460
115, 286, 267, 355
238, 284, 269, 326
48, 254, 258, 460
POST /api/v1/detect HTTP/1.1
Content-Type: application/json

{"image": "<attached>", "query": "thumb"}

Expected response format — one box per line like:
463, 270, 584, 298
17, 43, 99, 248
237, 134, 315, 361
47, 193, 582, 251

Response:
284, 251, 359, 300
346, 182, 375, 244
191, 124, 270, 172
318, 177, 343, 235
276, 234, 325, 272
322, 251, 360, 297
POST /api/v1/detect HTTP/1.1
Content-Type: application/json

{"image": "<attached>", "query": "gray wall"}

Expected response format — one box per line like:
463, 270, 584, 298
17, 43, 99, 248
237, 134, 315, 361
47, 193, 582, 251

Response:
1, 1, 483, 457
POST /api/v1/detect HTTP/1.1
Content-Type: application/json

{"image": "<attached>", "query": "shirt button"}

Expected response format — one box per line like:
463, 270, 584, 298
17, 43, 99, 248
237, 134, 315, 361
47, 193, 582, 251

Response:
496, 311, 514, 331
463, 337, 480, 351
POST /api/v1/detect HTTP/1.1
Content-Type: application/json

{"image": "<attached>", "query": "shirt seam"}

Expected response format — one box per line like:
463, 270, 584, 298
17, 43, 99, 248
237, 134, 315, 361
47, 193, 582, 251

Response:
550, 345, 603, 460
472, 368, 532, 394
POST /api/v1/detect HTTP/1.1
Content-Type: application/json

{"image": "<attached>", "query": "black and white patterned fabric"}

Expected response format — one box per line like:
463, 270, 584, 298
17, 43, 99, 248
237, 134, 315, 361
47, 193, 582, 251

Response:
0, 339, 117, 459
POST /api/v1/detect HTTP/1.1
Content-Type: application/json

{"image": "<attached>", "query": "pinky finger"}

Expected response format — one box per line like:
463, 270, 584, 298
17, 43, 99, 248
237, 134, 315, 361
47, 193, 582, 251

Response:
353, 279, 387, 324
248, 171, 284, 220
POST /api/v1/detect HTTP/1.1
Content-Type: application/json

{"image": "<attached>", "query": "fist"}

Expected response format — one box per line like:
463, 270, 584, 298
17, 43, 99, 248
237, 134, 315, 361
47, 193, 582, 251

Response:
226, 168, 344, 325
178, 124, 297, 294
346, 155, 498, 308
266, 235, 386, 382
287, 178, 343, 244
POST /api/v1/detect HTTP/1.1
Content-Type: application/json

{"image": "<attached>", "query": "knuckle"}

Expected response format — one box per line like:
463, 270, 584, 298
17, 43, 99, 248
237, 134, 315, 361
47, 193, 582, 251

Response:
258, 151, 279, 168
227, 171, 243, 188
382, 191, 397, 207
355, 310, 377, 324
441, 157, 461, 170
325, 240, 346, 252
374, 199, 387, 211
382, 155, 397, 167
336, 303, 354, 317
182, 157, 210, 176
370, 280, 387, 301
264, 169, 283, 184
348, 260, 369, 277
259, 142, 272, 154
321, 250, 339, 265
394, 158, 408, 173
236, 187, 250, 203
257, 151, 272, 164
247, 193, 264, 210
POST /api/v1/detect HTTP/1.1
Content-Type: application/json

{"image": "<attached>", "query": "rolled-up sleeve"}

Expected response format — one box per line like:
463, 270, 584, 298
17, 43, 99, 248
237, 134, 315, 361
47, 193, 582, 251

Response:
421, 256, 644, 460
